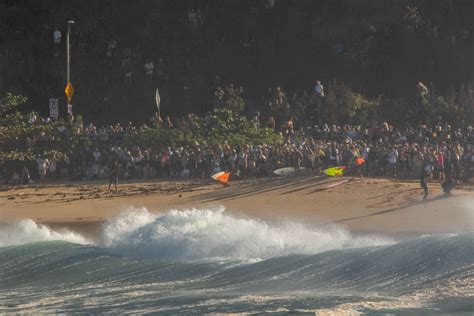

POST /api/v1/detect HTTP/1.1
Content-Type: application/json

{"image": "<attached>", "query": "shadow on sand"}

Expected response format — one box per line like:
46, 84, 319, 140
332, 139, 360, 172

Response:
328, 193, 454, 225
180, 175, 348, 204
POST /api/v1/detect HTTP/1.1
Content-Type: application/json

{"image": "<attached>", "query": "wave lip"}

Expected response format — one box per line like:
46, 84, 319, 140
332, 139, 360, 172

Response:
100, 206, 391, 261
0, 219, 90, 247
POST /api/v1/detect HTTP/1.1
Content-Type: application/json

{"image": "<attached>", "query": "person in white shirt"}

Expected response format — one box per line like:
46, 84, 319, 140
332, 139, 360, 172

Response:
93, 148, 101, 162
387, 147, 399, 177
212, 163, 221, 174
53, 29, 62, 44
314, 80, 324, 97
328, 143, 340, 166
92, 149, 102, 178
362, 145, 370, 160
314, 80, 325, 124
37, 157, 50, 180
53, 28, 62, 56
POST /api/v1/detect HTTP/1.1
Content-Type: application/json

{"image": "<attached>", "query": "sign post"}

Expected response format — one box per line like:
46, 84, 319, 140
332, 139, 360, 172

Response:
65, 80, 75, 115
65, 20, 75, 116
155, 87, 161, 117
49, 98, 59, 119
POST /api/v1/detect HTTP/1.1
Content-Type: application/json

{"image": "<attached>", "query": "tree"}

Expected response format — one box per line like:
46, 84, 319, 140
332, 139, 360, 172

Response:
0, 93, 74, 164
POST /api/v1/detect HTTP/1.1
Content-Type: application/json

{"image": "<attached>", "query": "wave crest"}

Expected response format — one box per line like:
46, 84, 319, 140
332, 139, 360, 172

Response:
0, 219, 89, 247
100, 207, 391, 260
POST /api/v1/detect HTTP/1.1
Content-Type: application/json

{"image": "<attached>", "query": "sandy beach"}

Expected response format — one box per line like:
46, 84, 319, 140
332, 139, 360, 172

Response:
1, 175, 473, 239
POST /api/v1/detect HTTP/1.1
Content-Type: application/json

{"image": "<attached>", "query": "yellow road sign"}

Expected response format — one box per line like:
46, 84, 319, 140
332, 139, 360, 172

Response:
65, 81, 75, 103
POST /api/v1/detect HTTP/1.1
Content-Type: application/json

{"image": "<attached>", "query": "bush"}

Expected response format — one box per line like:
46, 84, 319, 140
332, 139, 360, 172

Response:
325, 80, 380, 125
128, 108, 283, 150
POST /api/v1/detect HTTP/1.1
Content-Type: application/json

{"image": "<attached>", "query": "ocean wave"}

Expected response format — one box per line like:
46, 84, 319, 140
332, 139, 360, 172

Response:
1, 207, 472, 314
0, 232, 472, 314
0, 219, 90, 247
99, 207, 391, 260
0, 207, 393, 260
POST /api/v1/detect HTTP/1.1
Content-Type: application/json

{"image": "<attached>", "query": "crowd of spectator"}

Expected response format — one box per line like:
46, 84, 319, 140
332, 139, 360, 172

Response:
5, 112, 473, 191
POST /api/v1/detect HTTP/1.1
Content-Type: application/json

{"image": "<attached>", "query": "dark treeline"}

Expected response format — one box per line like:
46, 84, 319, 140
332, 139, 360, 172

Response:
0, 0, 472, 123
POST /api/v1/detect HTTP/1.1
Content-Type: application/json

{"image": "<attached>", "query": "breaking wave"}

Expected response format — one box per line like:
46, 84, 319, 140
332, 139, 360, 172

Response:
100, 207, 391, 260
0, 219, 89, 247
1, 207, 472, 314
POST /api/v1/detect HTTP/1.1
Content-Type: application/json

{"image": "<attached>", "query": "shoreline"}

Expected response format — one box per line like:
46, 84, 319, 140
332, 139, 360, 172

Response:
1, 176, 473, 240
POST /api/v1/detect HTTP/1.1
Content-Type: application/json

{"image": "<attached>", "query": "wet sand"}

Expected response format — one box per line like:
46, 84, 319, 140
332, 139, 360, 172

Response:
1, 176, 473, 239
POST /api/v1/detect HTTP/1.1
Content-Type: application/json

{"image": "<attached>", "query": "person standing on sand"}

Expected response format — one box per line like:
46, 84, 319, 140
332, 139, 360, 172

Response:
36, 156, 50, 181
442, 152, 455, 195
48, 156, 57, 181
291, 147, 303, 176
108, 160, 120, 192
420, 161, 434, 200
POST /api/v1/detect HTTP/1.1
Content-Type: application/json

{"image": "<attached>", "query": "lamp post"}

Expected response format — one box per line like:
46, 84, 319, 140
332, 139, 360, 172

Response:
65, 20, 75, 116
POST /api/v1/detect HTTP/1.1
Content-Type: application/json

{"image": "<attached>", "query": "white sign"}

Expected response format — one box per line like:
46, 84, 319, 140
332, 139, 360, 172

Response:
49, 98, 59, 119
155, 88, 161, 114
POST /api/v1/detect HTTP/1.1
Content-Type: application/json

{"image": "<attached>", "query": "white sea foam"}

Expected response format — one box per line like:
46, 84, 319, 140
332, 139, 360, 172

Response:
100, 206, 392, 260
0, 207, 391, 259
0, 219, 90, 247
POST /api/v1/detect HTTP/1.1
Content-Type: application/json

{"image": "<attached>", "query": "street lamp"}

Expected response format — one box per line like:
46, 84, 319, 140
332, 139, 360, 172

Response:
65, 20, 75, 116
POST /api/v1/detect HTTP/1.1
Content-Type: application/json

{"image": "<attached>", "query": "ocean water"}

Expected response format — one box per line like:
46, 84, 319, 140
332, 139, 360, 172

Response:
0, 207, 473, 314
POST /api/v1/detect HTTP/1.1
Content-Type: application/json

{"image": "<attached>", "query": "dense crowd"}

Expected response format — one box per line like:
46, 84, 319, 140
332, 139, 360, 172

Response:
6, 114, 474, 189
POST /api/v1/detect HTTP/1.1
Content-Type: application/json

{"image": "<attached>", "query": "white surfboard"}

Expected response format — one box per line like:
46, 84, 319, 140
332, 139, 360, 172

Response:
273, 167, 308, 177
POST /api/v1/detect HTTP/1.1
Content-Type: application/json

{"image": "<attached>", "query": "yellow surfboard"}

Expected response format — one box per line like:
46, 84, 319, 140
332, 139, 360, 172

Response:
322, 166, 347, 177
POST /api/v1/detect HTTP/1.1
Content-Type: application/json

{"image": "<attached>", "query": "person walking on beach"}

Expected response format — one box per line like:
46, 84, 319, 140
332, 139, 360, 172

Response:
108, 160, 120, 192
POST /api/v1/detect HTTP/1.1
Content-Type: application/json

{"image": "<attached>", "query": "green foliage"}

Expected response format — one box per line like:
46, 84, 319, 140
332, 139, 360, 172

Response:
121, 108, 283, 151
325, 80, 379, 124
377, 84, 474, 126
0, 93, 79, 163
205, 109, 282, 145
128, 128, 186, 151
0, 149, 35, 163
0, 93, 28, 127
429, 89, 471, 124
233, 96, 246, 113
0, 93, 28, 116
2, 81, 471, 167
378, 98, 408, 124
